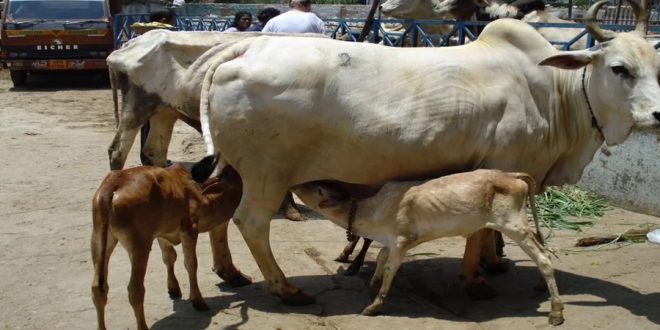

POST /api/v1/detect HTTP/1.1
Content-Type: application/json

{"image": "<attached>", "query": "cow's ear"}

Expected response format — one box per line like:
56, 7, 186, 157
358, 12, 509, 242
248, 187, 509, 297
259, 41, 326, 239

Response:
539, 48, 598, 70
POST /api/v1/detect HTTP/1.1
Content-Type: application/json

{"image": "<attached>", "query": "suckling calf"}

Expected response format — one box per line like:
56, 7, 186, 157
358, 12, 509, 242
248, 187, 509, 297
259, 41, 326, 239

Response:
293, 169, 562, 325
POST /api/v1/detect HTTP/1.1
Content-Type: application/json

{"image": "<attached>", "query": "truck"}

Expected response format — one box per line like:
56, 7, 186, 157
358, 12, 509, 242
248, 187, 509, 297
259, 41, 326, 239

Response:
0, 0, 120, 87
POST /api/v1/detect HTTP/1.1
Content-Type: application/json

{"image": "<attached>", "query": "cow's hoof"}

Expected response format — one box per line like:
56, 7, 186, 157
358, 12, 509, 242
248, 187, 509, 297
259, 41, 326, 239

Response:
465, 281, 498, 300
226, 273, 253, 288
284, 208, 306, 222
361, 304, 381, 316
192, 299, 209, 311
482, 259, 511, 275
549, 311, 564, 326
216, 269, 253, 287
280, 290, 316, 306
168, 287, 182, 299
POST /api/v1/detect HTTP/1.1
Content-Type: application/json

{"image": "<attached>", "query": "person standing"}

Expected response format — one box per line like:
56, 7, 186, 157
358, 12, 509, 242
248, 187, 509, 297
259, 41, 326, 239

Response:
247, 7, 281, 32
262, 0, 325, 34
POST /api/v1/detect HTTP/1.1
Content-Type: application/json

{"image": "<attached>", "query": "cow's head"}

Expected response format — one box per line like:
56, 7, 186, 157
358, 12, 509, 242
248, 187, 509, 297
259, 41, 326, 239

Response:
539, 0, 660, 145
380, 0, 489, 19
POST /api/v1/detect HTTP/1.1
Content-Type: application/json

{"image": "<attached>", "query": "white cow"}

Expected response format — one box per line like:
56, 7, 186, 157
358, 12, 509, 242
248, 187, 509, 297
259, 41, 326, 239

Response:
200, 0, 660, 309
291, 170, 562, 324
381, 0, 589, 50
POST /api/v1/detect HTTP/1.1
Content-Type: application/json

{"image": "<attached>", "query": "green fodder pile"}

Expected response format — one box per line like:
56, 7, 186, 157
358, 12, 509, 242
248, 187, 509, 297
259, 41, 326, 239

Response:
534, 186, 611, 231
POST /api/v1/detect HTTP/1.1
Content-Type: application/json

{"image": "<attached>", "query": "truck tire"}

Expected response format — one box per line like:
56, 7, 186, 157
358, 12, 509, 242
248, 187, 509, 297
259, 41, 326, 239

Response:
10, 71, 28, 87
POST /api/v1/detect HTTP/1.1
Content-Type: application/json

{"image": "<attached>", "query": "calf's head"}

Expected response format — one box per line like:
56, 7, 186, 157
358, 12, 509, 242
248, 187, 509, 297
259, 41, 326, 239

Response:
538, 0, 660, 145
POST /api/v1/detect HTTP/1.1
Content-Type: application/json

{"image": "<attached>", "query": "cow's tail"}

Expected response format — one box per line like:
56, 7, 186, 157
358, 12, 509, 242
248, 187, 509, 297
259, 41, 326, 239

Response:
91, 184, 114, 293
509, 172, 545, 246
108, 66, 120, 129
199, 39, 253, 157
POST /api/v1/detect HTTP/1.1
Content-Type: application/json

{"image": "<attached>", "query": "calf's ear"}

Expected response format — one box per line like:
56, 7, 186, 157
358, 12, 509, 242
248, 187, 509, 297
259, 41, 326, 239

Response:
538, 48, 599, 70
191, 154, 220, 183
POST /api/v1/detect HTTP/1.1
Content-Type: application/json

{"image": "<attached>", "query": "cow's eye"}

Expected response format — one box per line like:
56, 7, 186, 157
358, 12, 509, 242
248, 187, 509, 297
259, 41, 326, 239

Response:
611, 65, 631, 78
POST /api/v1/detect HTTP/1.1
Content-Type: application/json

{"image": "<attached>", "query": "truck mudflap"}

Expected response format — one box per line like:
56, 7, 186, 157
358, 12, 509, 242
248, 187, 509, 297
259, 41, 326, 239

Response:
2, 58, 108, 70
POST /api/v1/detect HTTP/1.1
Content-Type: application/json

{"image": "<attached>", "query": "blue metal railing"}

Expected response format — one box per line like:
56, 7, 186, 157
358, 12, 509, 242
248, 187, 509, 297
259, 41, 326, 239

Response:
113, 14, 660, 50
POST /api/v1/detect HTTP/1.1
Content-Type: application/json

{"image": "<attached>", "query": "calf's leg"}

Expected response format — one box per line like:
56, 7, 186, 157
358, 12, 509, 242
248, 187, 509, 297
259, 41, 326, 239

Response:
335, 239, 359, 263
91, 234, 118, 330
209, 223, 252, 287
344, 238, 373, 276
180, 227, 209, 311
362, 244, 405, 316
125, 239, 152, 330
489, 222, 564, 326
157, 238, 182, 298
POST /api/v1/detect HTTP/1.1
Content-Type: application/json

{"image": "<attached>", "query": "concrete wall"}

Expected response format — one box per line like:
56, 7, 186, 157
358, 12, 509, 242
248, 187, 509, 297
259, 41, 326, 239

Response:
578, 131, 660, 217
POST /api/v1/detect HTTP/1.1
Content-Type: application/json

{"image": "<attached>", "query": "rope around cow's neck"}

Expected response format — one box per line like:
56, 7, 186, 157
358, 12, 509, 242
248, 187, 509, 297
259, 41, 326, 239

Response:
581, 66, 605, 140
346, 199, 359, 242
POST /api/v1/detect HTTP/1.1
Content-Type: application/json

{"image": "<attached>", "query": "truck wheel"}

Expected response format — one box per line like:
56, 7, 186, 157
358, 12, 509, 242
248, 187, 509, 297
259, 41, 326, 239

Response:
9, 70, 27, 87
10, 71, 28, 87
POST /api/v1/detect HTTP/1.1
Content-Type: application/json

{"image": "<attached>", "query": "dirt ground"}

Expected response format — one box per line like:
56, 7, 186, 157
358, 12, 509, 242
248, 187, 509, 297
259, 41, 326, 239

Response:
0, 68, 659, 330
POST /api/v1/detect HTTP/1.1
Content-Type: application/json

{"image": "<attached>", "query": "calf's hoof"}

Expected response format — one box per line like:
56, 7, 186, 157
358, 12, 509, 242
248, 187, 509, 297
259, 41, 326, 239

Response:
361, 303, 381, 316
343, 262, 362, 276
335, 254, 351, 263
549, 311, 564, 326
465, 280, 498, 300
284, 208, 306, 222
280, 290, 316, 306
168, 287, 182, 299
482, 259, 511, 275
192, 299, 209, 311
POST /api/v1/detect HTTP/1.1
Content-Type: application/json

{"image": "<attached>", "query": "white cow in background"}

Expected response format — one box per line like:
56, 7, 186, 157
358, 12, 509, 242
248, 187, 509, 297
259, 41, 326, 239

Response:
200, 0, 660, 318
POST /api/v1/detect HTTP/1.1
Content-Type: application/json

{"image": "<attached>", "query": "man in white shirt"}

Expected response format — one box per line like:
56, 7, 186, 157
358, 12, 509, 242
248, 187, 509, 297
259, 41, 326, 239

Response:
262, 0, 325, 34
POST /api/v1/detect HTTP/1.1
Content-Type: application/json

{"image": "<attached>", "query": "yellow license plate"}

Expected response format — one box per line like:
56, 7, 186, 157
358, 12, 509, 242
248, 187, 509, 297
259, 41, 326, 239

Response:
48, 60, 68, 69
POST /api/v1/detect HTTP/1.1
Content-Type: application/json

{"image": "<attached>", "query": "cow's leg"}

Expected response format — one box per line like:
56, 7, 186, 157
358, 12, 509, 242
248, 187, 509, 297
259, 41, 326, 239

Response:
142, 107, 179, 168
345, 238, 373, 276
157, 238, 182, 298
180, 225, 209, 311
362, 244, 405, 316
126, 239, 152, 330
232, 180, 315, 305
108, 124, 140, 170
91, 234, 118, 330
459, 230, 497, 299
489, 222, 563, 326
480, 229, 510, 275
209, 222, 252, 287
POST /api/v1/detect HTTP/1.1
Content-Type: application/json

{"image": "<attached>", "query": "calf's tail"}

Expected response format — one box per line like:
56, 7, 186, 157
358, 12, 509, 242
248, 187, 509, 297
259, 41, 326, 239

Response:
509, 173, 545, 246
91, 186, 114, 293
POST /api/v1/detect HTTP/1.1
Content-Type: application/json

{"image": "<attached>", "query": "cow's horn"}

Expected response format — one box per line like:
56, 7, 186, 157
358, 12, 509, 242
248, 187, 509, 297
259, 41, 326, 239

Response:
585, 0, 616, 42
625, 0, 648, 36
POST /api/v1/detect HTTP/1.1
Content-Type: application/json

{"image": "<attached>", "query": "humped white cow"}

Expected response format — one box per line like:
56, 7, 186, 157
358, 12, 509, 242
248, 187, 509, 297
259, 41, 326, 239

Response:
199, 0, 660, 316
381, 0, 589, 50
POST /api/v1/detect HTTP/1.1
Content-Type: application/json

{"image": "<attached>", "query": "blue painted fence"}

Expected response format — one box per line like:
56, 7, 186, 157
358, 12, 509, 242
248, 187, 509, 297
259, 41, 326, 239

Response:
113, 14, 660, 50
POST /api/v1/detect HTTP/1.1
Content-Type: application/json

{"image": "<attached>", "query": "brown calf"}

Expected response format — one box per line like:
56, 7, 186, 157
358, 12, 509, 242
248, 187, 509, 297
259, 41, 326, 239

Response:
90, 157, 244, 330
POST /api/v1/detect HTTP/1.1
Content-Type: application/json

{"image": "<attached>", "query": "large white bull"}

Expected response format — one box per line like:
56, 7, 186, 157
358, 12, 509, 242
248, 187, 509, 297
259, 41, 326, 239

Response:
200, 0, 660, 321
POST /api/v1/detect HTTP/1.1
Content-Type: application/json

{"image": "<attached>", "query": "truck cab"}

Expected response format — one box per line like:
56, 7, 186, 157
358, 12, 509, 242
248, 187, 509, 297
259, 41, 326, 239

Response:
0, 0, 114, 86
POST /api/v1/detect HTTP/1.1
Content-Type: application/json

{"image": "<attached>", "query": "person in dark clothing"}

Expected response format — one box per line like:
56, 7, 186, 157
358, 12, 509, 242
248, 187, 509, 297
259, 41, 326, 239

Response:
247, 7, 281, 32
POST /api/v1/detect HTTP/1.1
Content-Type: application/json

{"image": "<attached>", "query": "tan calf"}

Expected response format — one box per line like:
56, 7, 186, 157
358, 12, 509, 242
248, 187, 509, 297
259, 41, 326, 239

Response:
90, 158, 244, 330
293, 169, 563, 325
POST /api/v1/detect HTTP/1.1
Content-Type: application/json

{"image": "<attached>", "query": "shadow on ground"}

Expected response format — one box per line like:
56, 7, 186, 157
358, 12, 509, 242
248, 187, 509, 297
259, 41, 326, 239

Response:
150, 256, 660, 328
